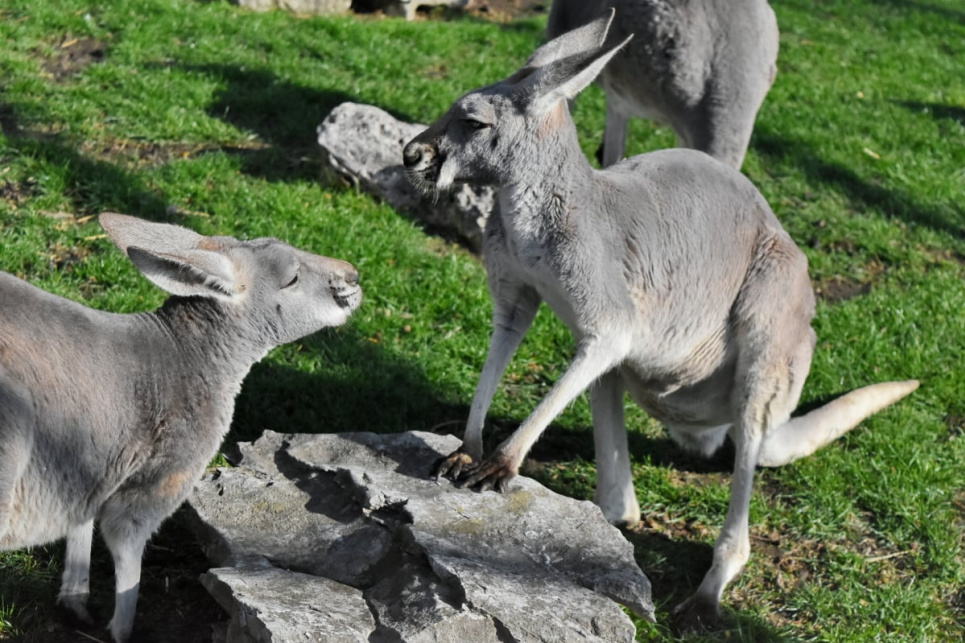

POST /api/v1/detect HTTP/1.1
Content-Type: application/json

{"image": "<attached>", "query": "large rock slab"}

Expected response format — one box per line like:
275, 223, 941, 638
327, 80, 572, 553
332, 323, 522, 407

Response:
234, 0, 468, 19
317, 102, 494, 252
382, 0, 472, 20
187, 431, 655, 642
234, 0, 352, 14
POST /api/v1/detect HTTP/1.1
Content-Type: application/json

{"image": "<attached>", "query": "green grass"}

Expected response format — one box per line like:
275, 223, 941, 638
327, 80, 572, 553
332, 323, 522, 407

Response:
0, 0, 963, 641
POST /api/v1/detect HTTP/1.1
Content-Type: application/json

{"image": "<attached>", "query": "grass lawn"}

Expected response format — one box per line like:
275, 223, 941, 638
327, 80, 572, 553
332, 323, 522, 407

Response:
0, 0, 963, 640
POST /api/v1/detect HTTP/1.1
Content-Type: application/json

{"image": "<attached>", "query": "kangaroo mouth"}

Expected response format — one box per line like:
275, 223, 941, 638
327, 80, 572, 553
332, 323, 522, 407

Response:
334, 287, 362, 310
405, 159, 444, 195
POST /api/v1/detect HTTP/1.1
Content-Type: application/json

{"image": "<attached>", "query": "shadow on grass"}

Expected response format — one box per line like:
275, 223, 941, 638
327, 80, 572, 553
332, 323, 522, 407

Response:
0, 102, 171, 220
869, 0, 965, 23
0, 506, 223, 643
752, 128, 965, 236
157, 62, 417, 184
526, 427, 784, 640
893, 100, 965, 126
229, 324, 470, 445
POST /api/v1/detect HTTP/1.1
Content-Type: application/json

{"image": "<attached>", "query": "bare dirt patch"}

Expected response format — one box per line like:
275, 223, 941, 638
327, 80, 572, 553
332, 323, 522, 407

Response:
0, 177, 38, 208
46, 240, 91, 272
812, 259, 886, 303
40, 37, 107, 82
945, 414, 965, 439
77, 137, 271, 170
813, 274, 872, 303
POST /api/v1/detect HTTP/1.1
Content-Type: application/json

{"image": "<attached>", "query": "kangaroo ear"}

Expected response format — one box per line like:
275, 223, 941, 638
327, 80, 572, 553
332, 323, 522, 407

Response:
521, 34, 632, 114
126, 246, 240, 301
99, 212, 205, 255
524, 9, 615, 69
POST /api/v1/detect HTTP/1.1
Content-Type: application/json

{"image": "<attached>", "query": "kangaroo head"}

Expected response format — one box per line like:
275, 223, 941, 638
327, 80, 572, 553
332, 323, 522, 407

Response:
403, 9, 630, 193
99, 213, 361, 345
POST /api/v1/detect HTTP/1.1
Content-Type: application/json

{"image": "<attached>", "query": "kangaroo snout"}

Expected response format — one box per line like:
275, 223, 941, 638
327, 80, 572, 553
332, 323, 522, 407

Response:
403, 140, 431, 169
332, 260, 359, 288
343, 266, 360, 287
402, 137, 444, 194
325, 258, 361, 310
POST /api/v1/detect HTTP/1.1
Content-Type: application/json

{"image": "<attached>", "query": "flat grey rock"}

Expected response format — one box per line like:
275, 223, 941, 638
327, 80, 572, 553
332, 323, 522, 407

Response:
234, 0, 468, 19
233, 0, 352, 14
317, 102, 494, 252
187, 431, 654, 642
202, 558, 374, 643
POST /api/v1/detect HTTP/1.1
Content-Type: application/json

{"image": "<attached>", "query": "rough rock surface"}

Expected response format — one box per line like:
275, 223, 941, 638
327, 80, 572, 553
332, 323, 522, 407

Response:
317, 102, 494, 252
234, 0, 469, 18
234, 0, 352, 14
382, 0, 472, 20
187, 431, 654, 642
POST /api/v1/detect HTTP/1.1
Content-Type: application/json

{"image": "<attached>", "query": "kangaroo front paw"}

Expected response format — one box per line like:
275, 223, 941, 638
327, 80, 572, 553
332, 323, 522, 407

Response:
460, 451, 517, 493
434, 449, 479, 480
672, 593, 723, 634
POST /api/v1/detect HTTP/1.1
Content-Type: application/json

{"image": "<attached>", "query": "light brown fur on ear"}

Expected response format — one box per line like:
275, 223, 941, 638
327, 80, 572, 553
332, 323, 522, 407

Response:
540, 100, 569, 138
197, 238, 222, 251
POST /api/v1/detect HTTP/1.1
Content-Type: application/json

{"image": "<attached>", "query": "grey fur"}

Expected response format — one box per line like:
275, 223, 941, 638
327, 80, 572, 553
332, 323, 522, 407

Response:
0, 214, 361, 642
548, 0, 779, 169
403, 11, 917, 629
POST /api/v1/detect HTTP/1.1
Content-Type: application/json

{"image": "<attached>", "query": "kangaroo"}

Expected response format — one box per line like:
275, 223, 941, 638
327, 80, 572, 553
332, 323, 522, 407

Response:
0, 213, 361, 642
548, 0, 779, 169
402, 11, 917, 629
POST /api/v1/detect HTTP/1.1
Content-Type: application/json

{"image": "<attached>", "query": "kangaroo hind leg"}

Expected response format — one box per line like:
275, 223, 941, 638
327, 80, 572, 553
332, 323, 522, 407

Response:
675, 238, 814, 630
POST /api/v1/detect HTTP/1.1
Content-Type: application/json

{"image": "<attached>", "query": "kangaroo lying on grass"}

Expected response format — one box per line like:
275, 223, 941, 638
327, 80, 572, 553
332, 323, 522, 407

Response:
0, 214, 360, 642
548, 0, 779, 169
403, 11, 918, 629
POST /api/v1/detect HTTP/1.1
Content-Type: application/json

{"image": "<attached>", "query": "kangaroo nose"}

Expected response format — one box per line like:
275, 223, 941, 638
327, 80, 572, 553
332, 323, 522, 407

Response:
402, 142, 425, 168
344, 267, 359, 287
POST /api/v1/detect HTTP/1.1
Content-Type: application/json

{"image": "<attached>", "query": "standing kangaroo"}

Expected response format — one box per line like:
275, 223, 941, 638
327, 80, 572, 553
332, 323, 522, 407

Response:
548, 0, 779, 169
0, 214, 361, 642
403, 12, 917, 628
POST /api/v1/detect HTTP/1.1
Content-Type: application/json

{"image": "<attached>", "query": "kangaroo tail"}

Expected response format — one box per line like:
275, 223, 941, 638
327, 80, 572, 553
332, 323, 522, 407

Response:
758, 380, 920, 467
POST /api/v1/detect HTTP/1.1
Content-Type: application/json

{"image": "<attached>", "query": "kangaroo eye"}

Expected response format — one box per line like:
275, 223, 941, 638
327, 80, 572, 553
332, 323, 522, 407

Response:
464, 118, 490, 131
283, 273, 299, 288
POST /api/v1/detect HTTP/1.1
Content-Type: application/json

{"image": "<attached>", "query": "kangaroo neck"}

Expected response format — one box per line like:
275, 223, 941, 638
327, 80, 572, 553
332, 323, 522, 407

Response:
149, 296, 269, 383
499, 133, 595, 244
